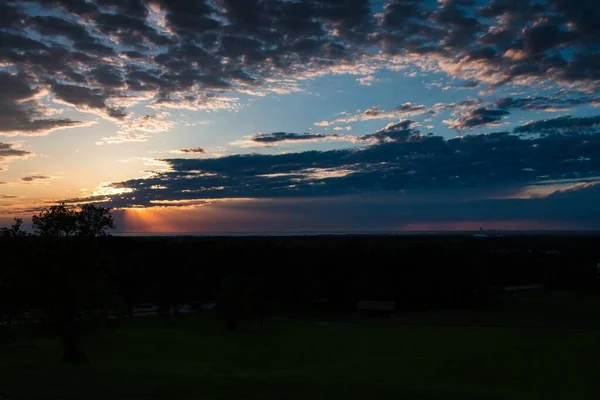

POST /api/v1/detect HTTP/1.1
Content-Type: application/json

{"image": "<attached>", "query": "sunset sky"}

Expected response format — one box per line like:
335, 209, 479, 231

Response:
1, 0, 600, 232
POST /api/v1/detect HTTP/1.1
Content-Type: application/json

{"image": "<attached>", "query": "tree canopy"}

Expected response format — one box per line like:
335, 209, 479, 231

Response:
0, 218, 28, 237
32, 203, 115, 237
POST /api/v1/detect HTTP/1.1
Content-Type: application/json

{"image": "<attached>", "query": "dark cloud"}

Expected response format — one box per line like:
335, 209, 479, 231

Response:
2, 0, 600, 140
360, 120, 421, 143
30, 15, 92, 42
152, 0, 218, 37
36, 0, 99, 17
0, 72, 88, 136
0, 195, 19, 199
0, 142, 33, 162
249, 132, 343, 145
494, 96, 591, 112
21, 175, 51, 182
445, 107, 510, 130
433, 0, 482, 49
379, 0, 600, 89
50, 82, 125, 119
96, 0, 148, 18
514, 115, 600, 135
72, 122, 600, 209
0, 3, 25, 28
91, 65, 125, 89
179, 148, 205, 154
95, 12, 171, 46
394, 103, 428, 115
72, 38, 116, 57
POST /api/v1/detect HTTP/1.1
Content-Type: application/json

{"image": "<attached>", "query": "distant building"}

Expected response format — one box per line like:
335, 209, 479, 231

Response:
473, 233, 488, 238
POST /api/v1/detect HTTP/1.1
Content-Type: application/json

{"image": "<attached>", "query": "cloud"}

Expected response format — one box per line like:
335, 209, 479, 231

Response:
1, 0, 599, 141
51, 82, 127, 120
316, 102, 429, 126
68, 121, 600, 210
0, 72, 92, 136
30, 15, 92, 42
357, 75, 378, 86
21, 175, 51, 182
494, 95, 600, 112
378, 0, 600, 91
0, 142, 34, 167
359, 120, 422, 143
514, 115, 600, 135
178, 148, 205, 154
444, 107, 510, 130
232, 132, 353, 147
97, 112, 174, 145
0, 195, 19, 199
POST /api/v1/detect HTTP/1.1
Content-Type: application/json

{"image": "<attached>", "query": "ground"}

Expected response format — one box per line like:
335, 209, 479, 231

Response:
1, 311, 600, 400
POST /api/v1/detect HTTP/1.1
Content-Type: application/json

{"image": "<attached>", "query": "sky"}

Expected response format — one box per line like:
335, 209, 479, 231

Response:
1, 0, 600, 233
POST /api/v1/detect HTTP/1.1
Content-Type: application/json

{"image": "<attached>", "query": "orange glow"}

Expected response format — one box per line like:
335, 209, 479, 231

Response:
121, 207, 178, 233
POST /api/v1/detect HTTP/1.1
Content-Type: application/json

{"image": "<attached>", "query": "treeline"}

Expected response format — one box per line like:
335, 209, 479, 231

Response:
1, 233, 599, 362
2, 235, 598, 313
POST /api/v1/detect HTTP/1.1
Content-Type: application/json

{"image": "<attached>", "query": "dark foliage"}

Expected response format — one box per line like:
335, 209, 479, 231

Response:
1, 232, 600, 360
32, 203, 115, 237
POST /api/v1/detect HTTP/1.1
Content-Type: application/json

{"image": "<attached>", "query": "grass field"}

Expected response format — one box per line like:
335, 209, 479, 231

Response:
1, 315, 600, 400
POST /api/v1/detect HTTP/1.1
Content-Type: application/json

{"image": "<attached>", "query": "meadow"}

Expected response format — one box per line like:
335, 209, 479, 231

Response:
1, 314, 599, 400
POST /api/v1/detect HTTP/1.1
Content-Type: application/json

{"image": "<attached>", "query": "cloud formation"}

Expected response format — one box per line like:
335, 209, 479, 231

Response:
97, 112, 174, 145
21, 175, 51, 182
444, 107, 510, 130
69, 120, 600, 209
3, 0, 598, 140
0, 142, 32, 162
514, 115, 600, 135
0, 72, 91, 136
178, 148, 205, 154
315, 103, 430, 126
233, 131, 354, 147
0, 142, 34, 170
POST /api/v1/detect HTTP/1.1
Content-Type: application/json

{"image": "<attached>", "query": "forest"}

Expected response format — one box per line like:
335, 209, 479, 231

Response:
2, 205, 600, 361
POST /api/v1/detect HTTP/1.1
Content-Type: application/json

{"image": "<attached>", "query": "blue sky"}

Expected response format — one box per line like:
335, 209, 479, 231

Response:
2, 0, 600, 232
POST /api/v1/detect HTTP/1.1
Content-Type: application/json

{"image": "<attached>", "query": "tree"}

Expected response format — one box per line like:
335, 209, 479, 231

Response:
32, 203, 115, 237
28, 204, 116, 362
76, 204, 116, 237
0, 218, 28, 237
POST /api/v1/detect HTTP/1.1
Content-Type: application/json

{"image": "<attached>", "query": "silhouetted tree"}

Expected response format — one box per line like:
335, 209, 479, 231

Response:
32, 204, 77, 237
32, 203, 115, 237
28, 204, 116, 362
76, 204, 116, 237
0, 218, 28, 237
